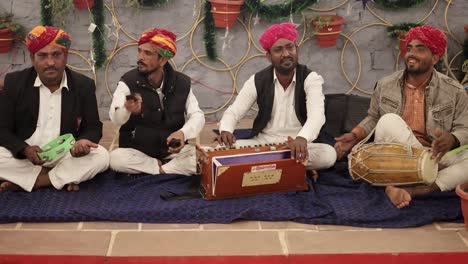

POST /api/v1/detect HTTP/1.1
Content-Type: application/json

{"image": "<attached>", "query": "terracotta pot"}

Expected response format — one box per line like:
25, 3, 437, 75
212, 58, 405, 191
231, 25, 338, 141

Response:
398, 32, 408, 58
0, 28, 14, 53
74, 0, 95, 9
209, 0, 244, 28
311, 15, 345, 47
455, 182, 468, 229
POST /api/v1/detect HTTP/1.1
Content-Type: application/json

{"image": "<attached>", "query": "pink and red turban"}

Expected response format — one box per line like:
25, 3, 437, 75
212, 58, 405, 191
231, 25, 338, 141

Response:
25, 26, 71, 54
138, 28, 177, 58
405, 25, 447, 57
259, 23, 298, 51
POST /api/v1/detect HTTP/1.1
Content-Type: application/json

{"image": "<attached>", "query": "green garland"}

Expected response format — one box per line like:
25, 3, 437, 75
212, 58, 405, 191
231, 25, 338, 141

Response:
40, 0, 53, 26
204, 1, 217, 61
91, 0, 106, 68
126, 0, 170, 9
386, 22, 423, 39
244, 0, 318, 21
39, 0, 107, 69
374, 0, 428, 9
204, 0, 319, 60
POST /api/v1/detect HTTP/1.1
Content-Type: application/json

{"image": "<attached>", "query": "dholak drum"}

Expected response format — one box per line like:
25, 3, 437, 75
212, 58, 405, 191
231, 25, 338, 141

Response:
348, 143, 438, 186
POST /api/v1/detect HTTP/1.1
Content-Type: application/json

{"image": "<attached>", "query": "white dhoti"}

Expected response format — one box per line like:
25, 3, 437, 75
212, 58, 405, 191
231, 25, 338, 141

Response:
0, 145, 110, 192
232, 136, 337, 171
109, 145, 197, 176
374, 113, 468, 191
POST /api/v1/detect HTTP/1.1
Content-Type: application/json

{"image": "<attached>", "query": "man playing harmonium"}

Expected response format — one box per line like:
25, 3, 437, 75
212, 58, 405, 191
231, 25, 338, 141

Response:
216, 23, 337, 176
0, 26, 110, 192
335, 25, 468, 208
109, 28, 205, 176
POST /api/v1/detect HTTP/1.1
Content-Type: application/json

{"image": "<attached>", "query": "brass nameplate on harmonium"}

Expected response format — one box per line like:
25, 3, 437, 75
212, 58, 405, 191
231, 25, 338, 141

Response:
199, 143, 308, 200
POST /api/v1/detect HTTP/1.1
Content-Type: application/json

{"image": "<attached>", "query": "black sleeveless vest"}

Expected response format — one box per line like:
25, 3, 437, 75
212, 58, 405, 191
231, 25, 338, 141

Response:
119, 63, 190, 159
250, 64, 311, 138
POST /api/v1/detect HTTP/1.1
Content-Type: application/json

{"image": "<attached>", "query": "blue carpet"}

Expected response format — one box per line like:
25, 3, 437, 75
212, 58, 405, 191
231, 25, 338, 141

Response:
0, 167, 462, 227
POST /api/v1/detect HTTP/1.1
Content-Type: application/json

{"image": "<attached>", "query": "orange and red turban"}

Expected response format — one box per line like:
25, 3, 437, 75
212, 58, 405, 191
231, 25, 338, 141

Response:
259, 23, 298, 51
405, 25, 447, 57
138, 28, 177, 58
25, 26, 71, 54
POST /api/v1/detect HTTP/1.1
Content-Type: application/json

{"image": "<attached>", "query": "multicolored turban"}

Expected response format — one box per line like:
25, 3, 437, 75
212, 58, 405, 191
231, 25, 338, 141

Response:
25, 26, 71, 54
138, 28, 177, 58
259, 23, 298, 51
405, 25, 447, 57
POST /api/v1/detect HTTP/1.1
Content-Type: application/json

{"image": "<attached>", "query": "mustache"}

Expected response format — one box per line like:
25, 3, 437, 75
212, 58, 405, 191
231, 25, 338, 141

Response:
137, 60, 147, 67
44, 67, 58, 71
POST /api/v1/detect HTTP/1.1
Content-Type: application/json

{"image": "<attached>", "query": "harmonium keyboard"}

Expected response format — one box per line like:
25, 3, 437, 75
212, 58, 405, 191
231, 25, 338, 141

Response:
199, 143, 308, 200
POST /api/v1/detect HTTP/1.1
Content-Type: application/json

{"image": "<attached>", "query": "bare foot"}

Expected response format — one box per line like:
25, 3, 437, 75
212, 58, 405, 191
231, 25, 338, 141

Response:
385, 186, 412, 209
310, 170, 318, 182
66, 183, 80, 192
0, 181, 22, 192
157, 159, 165, 174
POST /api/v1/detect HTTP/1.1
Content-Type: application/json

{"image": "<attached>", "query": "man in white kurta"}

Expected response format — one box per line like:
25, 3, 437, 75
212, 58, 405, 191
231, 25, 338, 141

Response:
217, 23, 336, 171
0, 26, 109, 192
109, 28, 204, 176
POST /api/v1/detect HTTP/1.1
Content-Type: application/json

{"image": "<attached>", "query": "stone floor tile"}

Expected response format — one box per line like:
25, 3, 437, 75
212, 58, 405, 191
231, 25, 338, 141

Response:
82, 222, 139, 230
260, 221, 318, 230
203, 221, 259, 230
287, 229, 468, 253
111, 231, 282, 256
317, 225, 382, 231
0, 223, 18, 229
142, 223, 200, 230
458, 230, 468, 246
20, 222, 79, 230
0, 231, 111, 255
436, 222, 467, 230
316, 224, 382, 231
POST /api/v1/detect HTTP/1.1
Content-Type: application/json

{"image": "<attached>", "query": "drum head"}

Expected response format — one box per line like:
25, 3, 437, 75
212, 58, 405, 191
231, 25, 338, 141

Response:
420, 150, 438, 185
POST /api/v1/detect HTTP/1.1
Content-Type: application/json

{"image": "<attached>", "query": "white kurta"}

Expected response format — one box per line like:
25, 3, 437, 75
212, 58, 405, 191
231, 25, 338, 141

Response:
219, 69, 336, 170
0, 73, 109, 191
109, 80, 205, 175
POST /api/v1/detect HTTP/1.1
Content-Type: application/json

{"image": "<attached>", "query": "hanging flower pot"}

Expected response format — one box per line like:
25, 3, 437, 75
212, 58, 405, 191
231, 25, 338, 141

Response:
209, 0, 244, 28
456, 182, 468, 229
311, 14, 345, 48
398, 32, 408, 58
0, 28, 14, 53
74, 0, 95, 9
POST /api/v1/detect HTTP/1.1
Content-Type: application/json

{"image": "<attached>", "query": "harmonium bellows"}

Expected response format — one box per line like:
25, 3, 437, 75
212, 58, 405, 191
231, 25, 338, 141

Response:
199, 143, 308, 200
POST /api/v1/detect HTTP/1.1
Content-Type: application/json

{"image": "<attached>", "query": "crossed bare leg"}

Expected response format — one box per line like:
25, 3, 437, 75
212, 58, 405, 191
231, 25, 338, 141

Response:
385, 183, 441, 209
0, 167, 80, 192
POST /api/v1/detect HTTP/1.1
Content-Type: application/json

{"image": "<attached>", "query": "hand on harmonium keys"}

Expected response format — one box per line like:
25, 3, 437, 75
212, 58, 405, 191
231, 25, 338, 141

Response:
287, 136, 308, 163
215, 131, 236, 148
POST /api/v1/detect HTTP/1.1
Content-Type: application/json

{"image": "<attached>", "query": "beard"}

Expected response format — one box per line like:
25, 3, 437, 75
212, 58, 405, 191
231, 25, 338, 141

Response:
273, 57, 297, 75
405, 57, 433, 76
137, 61, 158, 76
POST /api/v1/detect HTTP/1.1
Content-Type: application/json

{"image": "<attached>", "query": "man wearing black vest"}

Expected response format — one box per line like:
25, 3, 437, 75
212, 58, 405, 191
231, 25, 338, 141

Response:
217, 23, 336, 174
109, 28, 204, 176
0, 26, 109, 192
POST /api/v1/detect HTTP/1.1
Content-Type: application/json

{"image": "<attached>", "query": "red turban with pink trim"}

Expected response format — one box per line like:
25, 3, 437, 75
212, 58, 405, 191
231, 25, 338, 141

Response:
259, 23, 297, 51
405, 25, 447, 57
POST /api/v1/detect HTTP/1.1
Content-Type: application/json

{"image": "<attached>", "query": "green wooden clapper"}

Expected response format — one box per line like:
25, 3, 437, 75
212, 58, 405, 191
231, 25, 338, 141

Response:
37, 134, 76, 162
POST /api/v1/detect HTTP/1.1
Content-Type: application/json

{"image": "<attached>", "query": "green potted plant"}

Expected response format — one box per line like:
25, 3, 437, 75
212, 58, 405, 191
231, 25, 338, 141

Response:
386, 22, 422, 58
311, 14, 344, 47
0, 12, 23, 53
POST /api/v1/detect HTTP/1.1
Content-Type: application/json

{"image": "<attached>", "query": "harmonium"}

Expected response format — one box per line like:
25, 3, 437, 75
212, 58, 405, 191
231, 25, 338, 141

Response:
199, 143, 308, 200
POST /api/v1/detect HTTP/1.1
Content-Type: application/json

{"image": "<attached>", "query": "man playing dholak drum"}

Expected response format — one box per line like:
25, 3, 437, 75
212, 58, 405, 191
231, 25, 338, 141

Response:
335, 25, 468, 208
0, 26, 110, 192
217, 23, 337, 176
109, 28, 205, 176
